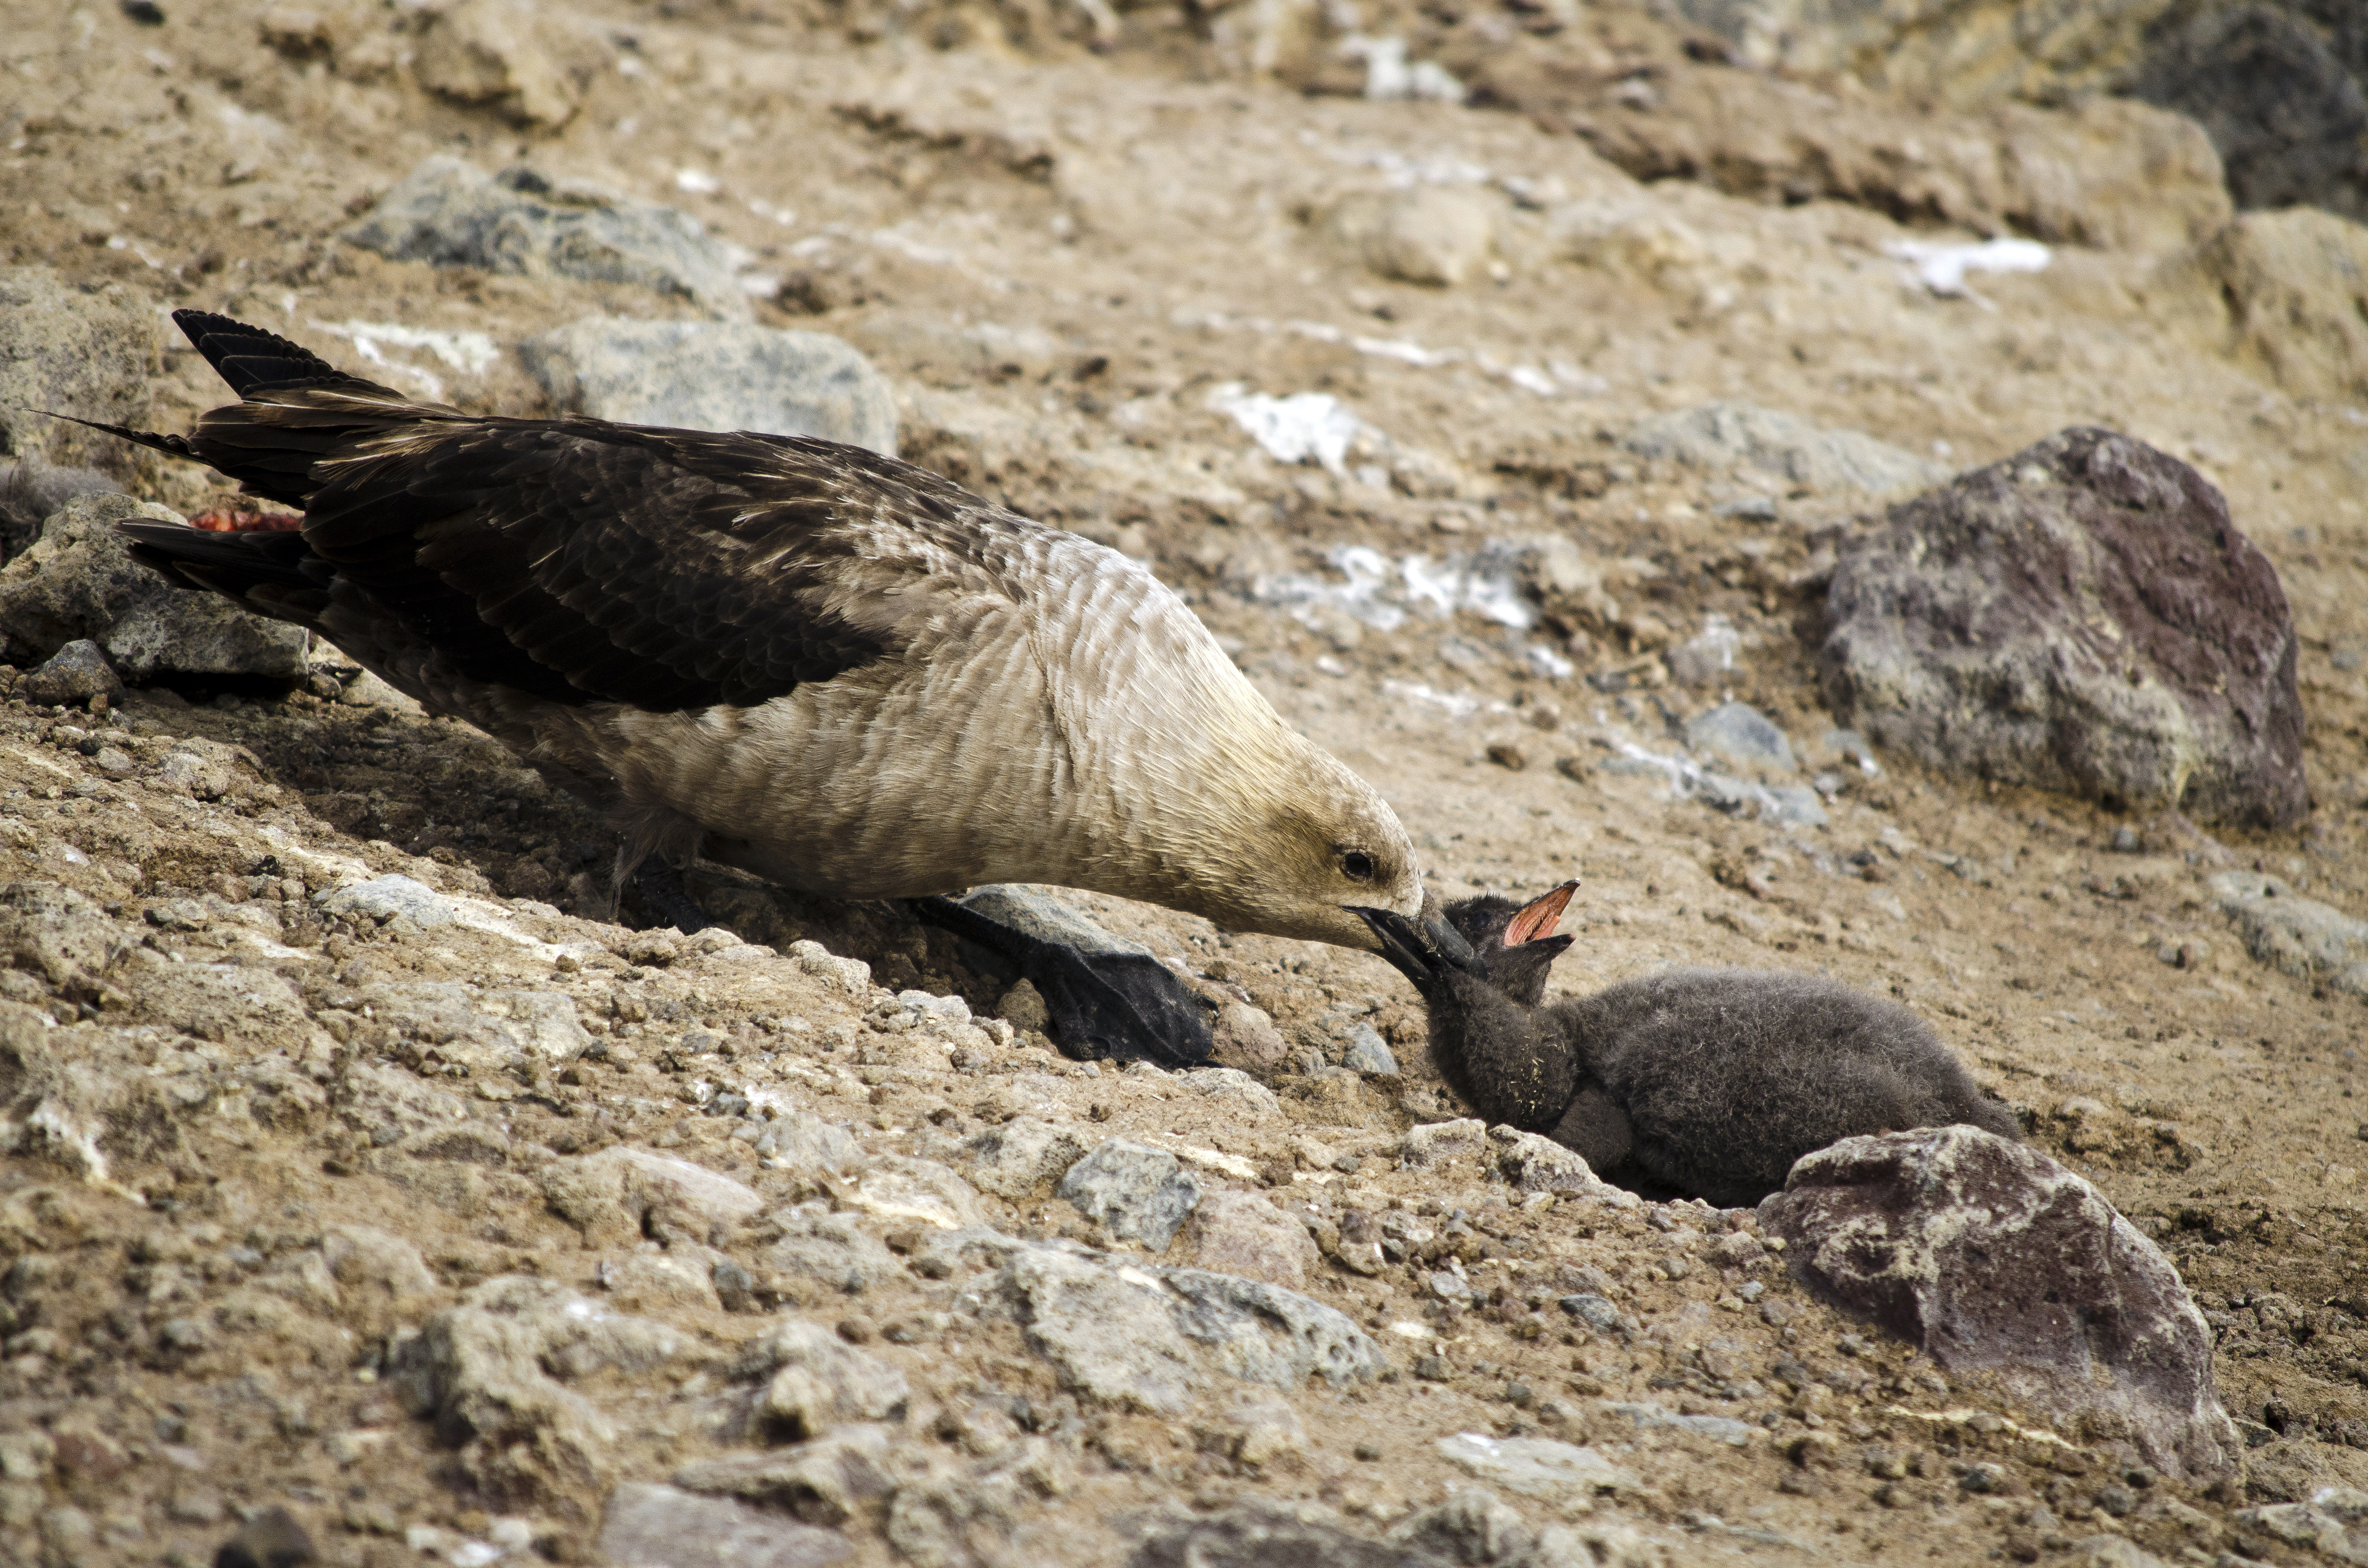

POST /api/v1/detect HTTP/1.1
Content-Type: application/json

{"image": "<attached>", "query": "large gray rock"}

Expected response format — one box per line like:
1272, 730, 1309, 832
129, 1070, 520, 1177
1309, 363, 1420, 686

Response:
598, 1482, 851, 1568
520, 317, 897, 456
0, 271, 160, 494
1626, 401, 1946, 499
2206, 870, 2368, 996
1821, 428, 2306, 828
1758, 1125, 2240, 1483
1684, 701, 1796, 775
1184, 1189, 1320, 1289
343, 159, 750, 321
1328, 186, 1499, 287
1057, 1139, 1203, 1251
0, 493, 310, 679
541, 1144, 764, 1249
996, 1242, 1384, 1414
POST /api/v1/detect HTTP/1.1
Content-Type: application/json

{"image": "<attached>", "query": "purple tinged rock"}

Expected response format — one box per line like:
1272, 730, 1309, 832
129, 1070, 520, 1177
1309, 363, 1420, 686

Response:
1821, 427, 2306, 828
1759, 1125, 2240, 1483
19, 639, 121, 707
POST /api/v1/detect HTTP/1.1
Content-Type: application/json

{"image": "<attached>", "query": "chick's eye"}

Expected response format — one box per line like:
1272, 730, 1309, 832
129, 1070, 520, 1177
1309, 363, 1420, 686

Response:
1342, 851, 1376, 882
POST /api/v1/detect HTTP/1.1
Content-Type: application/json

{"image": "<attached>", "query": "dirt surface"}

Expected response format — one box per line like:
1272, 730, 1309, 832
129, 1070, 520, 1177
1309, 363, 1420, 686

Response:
2, 2, 2367, 1566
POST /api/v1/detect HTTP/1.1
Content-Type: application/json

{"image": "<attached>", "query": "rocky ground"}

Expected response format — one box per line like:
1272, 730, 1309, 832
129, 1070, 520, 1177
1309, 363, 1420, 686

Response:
2, 1, 2368, 1566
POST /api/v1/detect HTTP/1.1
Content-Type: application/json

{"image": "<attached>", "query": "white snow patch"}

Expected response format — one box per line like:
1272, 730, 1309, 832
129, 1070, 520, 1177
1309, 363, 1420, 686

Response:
1209, 384, 1377, 475
1257, 541, 1541, 634
1883, 238, 2050, 308
316, 319, 498, 376
1382, 680, 1480, 719
1344, 36, 1468, 103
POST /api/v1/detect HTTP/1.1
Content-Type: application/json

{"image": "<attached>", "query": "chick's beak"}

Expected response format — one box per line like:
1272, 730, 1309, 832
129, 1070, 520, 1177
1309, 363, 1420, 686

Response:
1349, 906, 1484, 994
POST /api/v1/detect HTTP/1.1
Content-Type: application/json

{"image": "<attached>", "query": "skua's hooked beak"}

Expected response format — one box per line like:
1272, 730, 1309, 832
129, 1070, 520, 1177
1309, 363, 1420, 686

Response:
1349, 905, 1484, 994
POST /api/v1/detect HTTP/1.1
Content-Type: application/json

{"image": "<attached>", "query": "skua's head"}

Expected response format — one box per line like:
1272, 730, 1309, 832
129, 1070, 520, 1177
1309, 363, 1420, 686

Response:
1168, 730, 1481, 958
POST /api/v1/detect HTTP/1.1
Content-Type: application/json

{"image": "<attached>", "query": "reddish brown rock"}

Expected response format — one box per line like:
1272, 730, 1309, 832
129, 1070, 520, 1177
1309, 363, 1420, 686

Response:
1822, 428, 2306, 828
1759, 1126, 2240, 1483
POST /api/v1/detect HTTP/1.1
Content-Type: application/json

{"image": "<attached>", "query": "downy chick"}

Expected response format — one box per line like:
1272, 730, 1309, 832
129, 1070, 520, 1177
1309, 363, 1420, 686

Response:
1363, 886, 2021, 1206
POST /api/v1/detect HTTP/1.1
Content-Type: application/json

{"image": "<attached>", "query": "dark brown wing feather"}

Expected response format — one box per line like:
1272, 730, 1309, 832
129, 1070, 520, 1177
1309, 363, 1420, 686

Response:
101, 312, 1007, 712
298, 419, 942, 709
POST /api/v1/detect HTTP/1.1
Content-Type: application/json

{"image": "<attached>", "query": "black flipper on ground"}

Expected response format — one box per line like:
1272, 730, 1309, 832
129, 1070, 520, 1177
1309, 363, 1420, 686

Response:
906, 896, 1212, 1070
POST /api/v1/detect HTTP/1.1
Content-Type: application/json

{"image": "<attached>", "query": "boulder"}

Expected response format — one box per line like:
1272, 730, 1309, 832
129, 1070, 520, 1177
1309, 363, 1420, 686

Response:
343, 159, 750, 321
1626, 402, 1945, 500
750, 1110, 865, 1180
1683, 701, 1796, 776
670, 1426, 896, 1528
0, 271, 160, 491
1821, 428, 2306, 829
543, 1146, 764, 1248
1209, 1002, 1289, 1074
2231, 1488, 2368, 1562
1, 882, 129, 990
759, 1210, 902, 1296
0, 493, 310, 679
1400, 1118, 1489, 1170
1058, 1139, 1203, 1251
2205, 871, 2368, 995
843, 1155, 986, 1231
17, 640, 122, 708
519, 318, 897, 456
1491, 1127, 1630, 1203
997, 1242, 1383, 1414
1758, 1125, 2240, 1483
1340, 1023, 1397, 1076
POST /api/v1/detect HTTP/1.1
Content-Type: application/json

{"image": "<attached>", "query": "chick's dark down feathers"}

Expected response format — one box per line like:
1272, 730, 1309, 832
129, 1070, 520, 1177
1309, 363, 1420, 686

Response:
1424, 894, 2019, 1206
